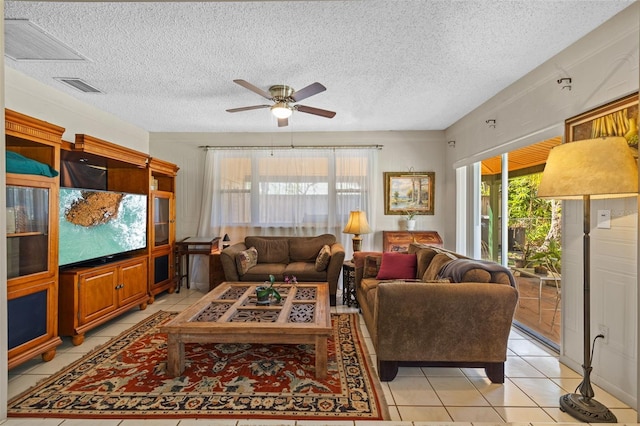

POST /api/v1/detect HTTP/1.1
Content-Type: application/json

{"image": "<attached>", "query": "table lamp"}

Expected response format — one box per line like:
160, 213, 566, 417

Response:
222, 234, 231, 249
537, 136, 638, 423
342, 210, 372, 253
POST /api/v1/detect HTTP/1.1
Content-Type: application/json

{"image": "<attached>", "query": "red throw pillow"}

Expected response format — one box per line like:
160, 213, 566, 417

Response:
376, 252, 417, 280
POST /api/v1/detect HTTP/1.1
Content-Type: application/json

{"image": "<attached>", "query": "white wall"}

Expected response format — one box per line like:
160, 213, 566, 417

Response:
444, 2, 639, 408
4, 67, 149, 151
149, 130, 448, 251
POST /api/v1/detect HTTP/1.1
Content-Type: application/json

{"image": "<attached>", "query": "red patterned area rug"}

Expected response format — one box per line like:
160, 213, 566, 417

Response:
8, 311, 389, 420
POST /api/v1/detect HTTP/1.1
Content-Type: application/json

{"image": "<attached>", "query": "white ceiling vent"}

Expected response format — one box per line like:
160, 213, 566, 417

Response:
55, 78, 103, 94
4, 19, 87, 61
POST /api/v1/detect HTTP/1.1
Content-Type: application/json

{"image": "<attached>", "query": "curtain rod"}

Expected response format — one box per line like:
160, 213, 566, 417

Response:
199, 144, 383, 150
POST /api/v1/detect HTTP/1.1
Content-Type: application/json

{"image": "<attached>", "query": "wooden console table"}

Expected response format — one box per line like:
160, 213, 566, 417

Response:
383, 231, 443, 252
175, 237, 224, 291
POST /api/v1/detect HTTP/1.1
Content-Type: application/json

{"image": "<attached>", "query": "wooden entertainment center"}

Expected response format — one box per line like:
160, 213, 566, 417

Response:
5, 110, 179, 365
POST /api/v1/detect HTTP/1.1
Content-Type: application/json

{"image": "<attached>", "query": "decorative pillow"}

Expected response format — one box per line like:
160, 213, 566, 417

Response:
422, 252, 456, 281
315, 245, 331, 272
363, 255, 382, 278
236, 247, 258, 276
376, 252, 417, 280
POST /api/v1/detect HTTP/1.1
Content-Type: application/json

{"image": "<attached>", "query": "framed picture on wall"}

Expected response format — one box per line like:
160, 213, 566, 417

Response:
565, 92, 638, 150
384, 171, 435, 215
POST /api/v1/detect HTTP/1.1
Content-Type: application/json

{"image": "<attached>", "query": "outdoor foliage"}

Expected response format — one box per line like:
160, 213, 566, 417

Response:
508, 173, 561, 265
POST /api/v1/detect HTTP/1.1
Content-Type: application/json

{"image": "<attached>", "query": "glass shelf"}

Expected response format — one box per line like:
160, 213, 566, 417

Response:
6, 184, 50, 279
153, 195, 170, 247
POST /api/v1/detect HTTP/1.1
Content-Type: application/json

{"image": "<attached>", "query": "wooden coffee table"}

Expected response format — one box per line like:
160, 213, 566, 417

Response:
160, 281, 332, 378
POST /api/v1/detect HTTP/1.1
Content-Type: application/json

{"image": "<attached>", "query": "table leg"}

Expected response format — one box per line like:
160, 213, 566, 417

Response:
166, 333, 185, 376
315, 335, 328, 379
185, 252, 190, 289
538, 279, 543, 323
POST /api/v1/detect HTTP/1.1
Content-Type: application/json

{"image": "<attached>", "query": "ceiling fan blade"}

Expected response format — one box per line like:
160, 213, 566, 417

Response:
278, 117, 289, 127
226, 105, 271, 113
233, 79, 272, 100
291, 82, 326, 102
296, 105, 336, 118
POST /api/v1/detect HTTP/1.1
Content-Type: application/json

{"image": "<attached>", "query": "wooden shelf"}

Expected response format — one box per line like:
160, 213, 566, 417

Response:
7, 232, 45, 238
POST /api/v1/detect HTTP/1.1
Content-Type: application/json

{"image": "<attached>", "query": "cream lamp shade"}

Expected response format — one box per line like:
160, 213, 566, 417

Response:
537, 137, 638, 199
342, 210, 372, 253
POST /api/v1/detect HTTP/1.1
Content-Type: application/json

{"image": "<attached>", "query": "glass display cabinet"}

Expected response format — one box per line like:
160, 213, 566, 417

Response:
148, 158, 179, 302
5, 109, 63, 369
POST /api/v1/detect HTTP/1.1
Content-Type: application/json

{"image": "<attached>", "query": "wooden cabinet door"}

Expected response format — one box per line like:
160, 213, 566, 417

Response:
119, 258, 148, 306
78, 268, 118, 325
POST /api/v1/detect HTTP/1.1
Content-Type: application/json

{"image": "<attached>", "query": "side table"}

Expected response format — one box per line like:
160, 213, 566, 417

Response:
175, 236, 222, 292
342, 261, 358, 307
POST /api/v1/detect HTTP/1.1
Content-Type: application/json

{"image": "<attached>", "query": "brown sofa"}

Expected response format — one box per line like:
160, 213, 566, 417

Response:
220, 234, 345, 306
354, 243, 518, 382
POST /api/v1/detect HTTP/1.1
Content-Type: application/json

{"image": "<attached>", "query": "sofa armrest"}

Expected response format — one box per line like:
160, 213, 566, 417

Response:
374, 282, 518, 363
353, 251, 382, 287
325, 243, 346, 294
220, 242, 248, 282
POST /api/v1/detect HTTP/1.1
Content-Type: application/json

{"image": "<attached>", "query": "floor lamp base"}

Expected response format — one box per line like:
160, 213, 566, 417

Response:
559, 393, 617, 423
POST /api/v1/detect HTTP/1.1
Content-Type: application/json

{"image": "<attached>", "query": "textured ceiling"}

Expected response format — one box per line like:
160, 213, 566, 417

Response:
4, 1, 636, 133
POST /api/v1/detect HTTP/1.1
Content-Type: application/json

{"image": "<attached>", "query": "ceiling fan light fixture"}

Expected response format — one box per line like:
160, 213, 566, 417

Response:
271, 102, 293, 119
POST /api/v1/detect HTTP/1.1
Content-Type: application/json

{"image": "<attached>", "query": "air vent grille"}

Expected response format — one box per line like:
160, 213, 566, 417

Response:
55, 78, 103, 94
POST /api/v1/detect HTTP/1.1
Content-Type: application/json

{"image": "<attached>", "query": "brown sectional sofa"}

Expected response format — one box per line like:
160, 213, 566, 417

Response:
354, 243, 518, 382
220, 234, 345, 306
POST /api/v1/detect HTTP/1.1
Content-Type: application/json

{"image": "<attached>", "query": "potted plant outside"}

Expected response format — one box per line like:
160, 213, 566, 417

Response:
513, 241, 534, 268
530, 239, 562, 275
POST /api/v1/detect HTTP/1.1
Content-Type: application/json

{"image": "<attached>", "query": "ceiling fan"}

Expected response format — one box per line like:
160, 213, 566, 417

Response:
226, 79, 336, 127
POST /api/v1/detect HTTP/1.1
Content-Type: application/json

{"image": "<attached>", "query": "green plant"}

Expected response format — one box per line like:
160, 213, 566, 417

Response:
530, 239, 562, 272
405, 210, 416, 220
256, 274, 282, 302
513, 241, 535, 267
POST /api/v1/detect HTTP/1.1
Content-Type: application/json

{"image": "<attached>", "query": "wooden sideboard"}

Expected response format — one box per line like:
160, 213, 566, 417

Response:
382, 231, 443, 252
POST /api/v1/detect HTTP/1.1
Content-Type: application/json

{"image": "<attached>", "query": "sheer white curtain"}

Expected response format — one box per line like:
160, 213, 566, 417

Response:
190, 147, 377, 289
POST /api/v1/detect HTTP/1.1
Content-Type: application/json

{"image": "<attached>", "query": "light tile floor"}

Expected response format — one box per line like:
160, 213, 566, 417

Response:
3, 287, 638, 425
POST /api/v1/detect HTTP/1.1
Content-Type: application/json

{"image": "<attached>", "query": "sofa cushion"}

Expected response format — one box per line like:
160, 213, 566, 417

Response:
315, 244, 331, 271
360, 278, 380, 309
246, 237, 290, 264
363, 255, 382, 278
236, 246, 258, 276
284, 262, 327, 281
422, 252, 457, 281
289, 234, 336, 262
376, 252, 417, 280
240, 263, 287, 281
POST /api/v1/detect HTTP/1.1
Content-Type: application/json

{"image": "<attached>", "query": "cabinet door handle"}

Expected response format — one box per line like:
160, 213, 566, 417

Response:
115, 284, 124, 290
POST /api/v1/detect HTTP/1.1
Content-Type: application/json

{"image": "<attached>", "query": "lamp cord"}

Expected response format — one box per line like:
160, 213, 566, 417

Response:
574, 333, 604, 393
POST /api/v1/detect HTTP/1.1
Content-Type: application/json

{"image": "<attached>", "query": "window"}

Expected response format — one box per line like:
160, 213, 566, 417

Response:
199, 148, 377, 245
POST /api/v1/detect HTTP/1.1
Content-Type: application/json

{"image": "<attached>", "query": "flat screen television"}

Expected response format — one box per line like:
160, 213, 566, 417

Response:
59, 188, 147, 267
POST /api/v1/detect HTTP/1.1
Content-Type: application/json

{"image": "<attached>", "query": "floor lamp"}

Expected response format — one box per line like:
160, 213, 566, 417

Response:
537, 136, 638, 423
